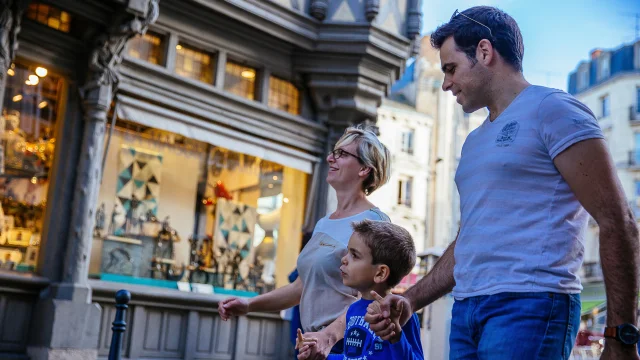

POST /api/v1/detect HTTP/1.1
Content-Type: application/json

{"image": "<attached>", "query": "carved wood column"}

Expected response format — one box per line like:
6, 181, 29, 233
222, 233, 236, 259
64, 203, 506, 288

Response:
62, 0, 159, 288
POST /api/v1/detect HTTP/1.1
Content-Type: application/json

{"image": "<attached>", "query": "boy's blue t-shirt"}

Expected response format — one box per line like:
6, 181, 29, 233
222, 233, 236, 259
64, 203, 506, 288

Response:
328, 299, 423, 360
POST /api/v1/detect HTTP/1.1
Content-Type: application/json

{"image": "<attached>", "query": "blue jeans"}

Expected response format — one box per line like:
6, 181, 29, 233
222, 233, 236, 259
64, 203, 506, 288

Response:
450, 292, 580, 360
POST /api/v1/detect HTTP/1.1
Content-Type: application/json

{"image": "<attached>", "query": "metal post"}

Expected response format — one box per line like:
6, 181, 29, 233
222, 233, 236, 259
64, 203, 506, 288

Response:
108, 289, 131, 360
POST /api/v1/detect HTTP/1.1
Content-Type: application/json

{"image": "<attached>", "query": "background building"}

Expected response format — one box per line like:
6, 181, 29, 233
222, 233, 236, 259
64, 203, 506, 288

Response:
0, 1, 420, 359
568, 38, 640, 332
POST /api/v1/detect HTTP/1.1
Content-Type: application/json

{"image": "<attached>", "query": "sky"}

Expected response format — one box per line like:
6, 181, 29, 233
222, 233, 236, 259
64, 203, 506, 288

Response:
421, 0, 640, 91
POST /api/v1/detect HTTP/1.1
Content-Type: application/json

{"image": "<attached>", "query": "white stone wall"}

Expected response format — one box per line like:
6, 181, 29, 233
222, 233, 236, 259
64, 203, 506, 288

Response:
370, 100, 434, 255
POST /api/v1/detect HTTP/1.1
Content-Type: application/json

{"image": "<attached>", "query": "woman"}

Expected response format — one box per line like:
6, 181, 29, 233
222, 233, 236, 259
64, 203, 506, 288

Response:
218, 125, 391, 355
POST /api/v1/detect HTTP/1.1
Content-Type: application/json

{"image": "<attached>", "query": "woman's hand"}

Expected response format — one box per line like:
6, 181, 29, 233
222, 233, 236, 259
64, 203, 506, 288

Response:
218, 297, 250, 321
297, 329, 334, 360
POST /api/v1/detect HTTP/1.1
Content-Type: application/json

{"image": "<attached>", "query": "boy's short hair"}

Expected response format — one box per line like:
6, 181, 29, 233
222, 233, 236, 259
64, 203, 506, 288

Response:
351, 219, 416, 287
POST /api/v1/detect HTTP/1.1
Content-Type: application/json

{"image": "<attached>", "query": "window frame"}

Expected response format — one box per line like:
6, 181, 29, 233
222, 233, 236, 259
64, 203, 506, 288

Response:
223, 58, 260, 101
267, 74, 301, 115
397, 176, 413, 208
601, 94, 610, 119
173, 40, 217, 85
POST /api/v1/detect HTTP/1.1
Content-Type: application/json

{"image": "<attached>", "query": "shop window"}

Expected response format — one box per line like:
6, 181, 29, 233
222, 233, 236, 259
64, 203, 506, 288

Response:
224, 61, 257, 100
26, 3, 71, 33
268, 76, 300, 115
127, 31, 166, 66
174, 43, 215, 84
0, 62, 64, 273
89, 120, 307, 296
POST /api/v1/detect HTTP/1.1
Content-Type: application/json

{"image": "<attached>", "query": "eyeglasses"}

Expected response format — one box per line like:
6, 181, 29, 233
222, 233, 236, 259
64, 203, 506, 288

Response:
328, 148, 362, 162
450, 9, 493, 38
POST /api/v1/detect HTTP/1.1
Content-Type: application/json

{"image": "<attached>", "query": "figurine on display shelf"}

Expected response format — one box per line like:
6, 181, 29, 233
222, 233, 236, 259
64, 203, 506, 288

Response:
3, 111, 26, 170
94, 203, 106, 238
150, 216, 184, 281
108, 203, 124, 235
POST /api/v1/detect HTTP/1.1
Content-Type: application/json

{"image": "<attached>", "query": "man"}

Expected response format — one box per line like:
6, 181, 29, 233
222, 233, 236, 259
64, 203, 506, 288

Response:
296, 6, 639, 360
364, 6, 639, 360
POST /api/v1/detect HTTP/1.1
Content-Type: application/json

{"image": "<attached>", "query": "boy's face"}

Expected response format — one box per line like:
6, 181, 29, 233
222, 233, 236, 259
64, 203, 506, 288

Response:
340, 233, 386, 292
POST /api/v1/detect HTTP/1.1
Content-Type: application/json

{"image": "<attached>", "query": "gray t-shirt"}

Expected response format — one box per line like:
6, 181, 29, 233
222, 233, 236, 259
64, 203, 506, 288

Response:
453, 85, 604, 298
297, 208, 390, 332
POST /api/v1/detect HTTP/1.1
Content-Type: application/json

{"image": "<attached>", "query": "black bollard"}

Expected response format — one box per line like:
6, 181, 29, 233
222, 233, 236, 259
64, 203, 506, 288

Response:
108, 289, 131, 360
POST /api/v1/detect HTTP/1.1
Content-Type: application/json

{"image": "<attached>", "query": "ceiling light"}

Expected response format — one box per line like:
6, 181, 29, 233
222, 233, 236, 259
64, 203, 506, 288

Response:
12, 94, 22, 102
268, 184, 274, 189
176, 45, 182, 50
28, 75, 39, 85
272, 175, 278, 180
38, 101, 48, 109
7, 69, 14, 76
283, 198, 289, 203
35, 67, 47, 77
241, 70, 255, 79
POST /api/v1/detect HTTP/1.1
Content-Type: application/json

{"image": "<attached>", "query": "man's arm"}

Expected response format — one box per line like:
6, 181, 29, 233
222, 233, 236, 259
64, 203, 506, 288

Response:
403, 235, 457, 312
554, 138, 639, 357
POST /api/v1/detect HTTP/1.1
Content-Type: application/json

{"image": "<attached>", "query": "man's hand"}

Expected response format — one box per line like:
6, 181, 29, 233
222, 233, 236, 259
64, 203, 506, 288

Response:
297, 329, 332, 360
365, 291, 412, 340
600, 342, 640, 360
217, 297, 249, 321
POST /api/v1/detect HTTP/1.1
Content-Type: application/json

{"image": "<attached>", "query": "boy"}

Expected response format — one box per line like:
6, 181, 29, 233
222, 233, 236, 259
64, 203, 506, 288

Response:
298, 219, 423, 360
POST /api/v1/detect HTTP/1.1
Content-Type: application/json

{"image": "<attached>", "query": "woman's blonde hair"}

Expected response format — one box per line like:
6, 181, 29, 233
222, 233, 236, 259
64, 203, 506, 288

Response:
334, 124, 391, 195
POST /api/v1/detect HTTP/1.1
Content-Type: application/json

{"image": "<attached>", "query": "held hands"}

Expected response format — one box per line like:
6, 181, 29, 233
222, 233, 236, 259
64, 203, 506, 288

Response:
217, 297, 249, 321
365, 291, 412, 342
296, 328, 332, 360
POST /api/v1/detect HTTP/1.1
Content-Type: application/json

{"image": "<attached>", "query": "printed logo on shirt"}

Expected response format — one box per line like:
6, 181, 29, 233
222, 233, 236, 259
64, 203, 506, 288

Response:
345, 328, 367, 357
373, 337, 384, 352
495, 121, 520, 147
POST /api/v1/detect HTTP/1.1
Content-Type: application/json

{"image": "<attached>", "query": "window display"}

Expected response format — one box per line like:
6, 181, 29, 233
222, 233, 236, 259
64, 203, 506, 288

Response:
0, 62, 64, 273
89, 120, 307, 296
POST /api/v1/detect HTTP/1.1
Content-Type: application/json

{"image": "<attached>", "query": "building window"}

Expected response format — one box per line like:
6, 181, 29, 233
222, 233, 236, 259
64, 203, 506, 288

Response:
578, 70, 588, 90
635, 181, 640, 218
598, 57, 610, 80
26, 3, 71, 33
636, 87, 640, 113
224, 61, 257, 100
601, 95, 610, 118
268, 76, 300, 115
0, 62, 65, 274
127, 32, 166, 66
401, 129, 414, 154
397, 177, 413, 207
174, 43, 215, 84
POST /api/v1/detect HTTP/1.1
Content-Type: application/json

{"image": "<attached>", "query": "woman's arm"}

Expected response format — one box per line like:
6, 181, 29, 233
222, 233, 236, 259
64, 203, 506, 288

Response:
218, 277, 303, 320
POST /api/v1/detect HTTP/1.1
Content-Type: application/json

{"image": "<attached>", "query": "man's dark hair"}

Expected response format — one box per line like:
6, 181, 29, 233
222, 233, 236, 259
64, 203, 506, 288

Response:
431, 6, 524, 72
351, 219, 416, 287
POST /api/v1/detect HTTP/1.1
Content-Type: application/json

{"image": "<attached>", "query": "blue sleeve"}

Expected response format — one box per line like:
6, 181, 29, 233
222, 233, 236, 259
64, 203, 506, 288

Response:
538, 91, 604, 159
327, 354, 343, 360
389, 314, 424, 360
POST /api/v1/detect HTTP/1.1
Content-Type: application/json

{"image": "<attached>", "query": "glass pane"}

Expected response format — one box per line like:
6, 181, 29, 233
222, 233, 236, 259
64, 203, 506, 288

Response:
268, 76, 300, 115
89, 120, 307, 295
224, 61, 256, 100
26, 3, 72, 33
174, 44, 214, 84
0, 62, 64, 273
127, 32, 166, 66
